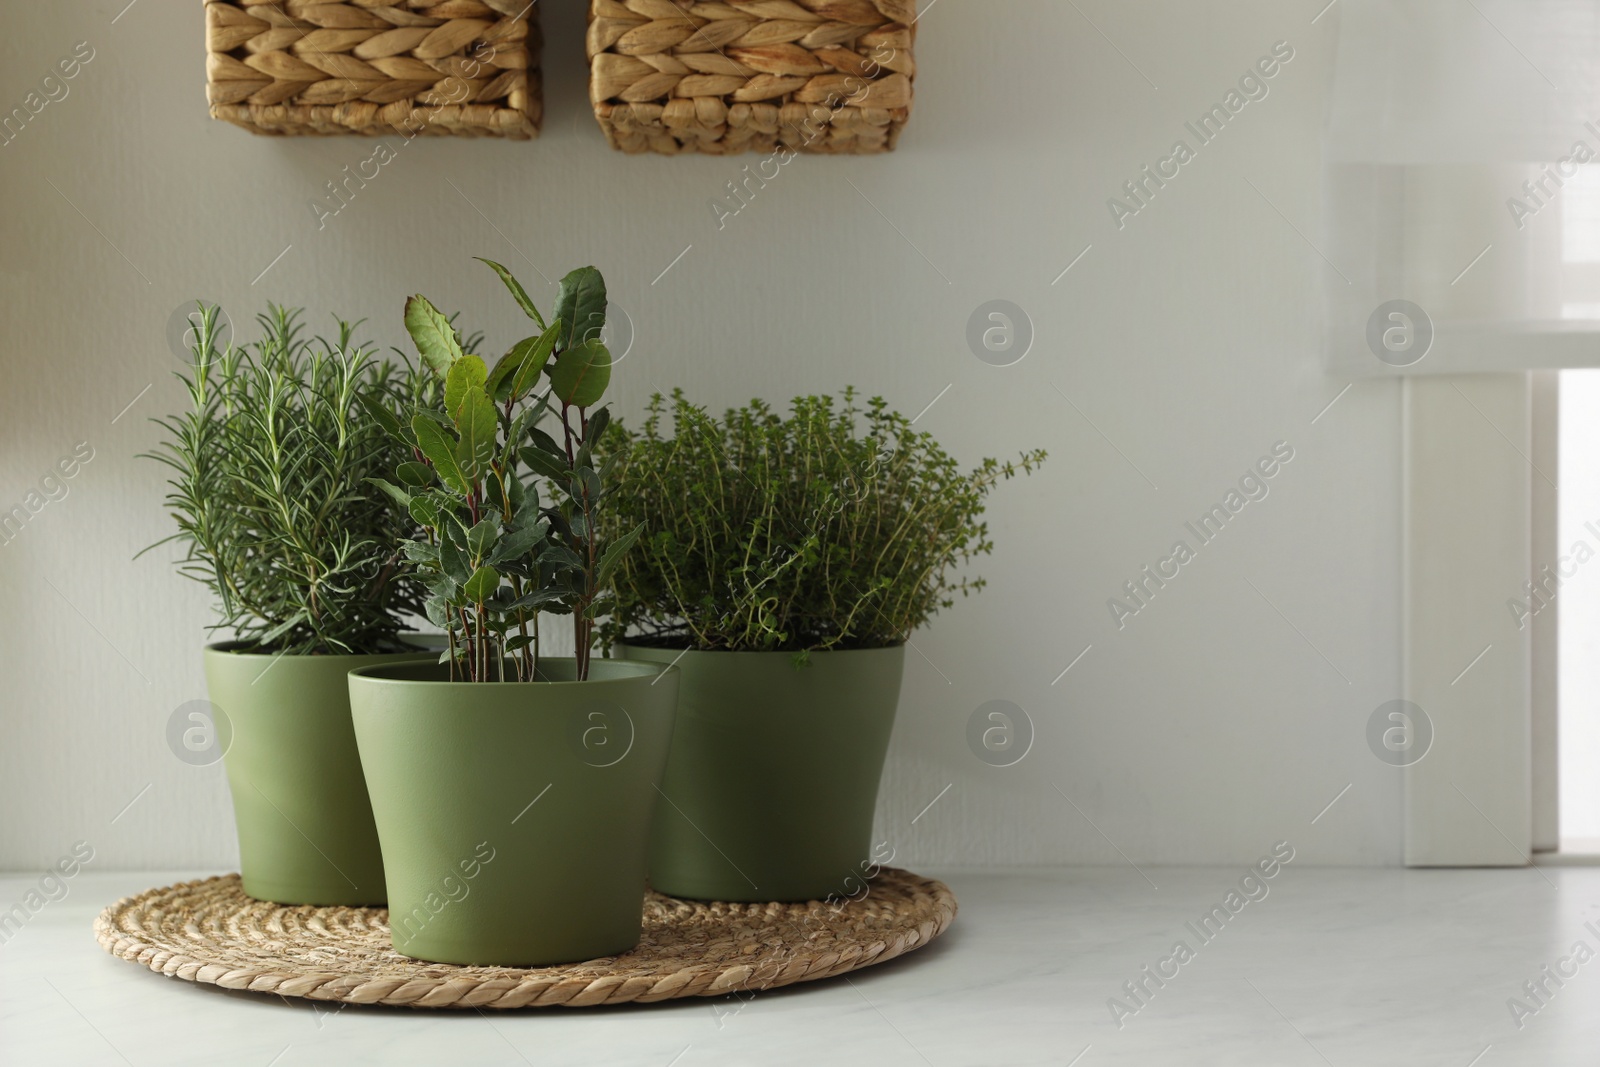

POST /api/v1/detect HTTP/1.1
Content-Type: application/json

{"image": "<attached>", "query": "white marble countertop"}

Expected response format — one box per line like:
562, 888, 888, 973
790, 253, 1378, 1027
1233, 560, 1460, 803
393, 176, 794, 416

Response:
3, 865, 1598, 1066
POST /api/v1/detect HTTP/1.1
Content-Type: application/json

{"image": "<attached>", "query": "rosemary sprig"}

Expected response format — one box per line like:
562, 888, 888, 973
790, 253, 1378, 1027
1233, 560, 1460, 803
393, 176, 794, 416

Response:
141, 303, 430, 655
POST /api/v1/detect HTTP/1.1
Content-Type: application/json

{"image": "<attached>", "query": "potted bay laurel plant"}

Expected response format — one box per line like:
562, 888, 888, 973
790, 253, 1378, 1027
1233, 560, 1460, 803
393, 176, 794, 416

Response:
601, 390, 1046, 902
143, 305, 433, 906
347, 259, 678, 967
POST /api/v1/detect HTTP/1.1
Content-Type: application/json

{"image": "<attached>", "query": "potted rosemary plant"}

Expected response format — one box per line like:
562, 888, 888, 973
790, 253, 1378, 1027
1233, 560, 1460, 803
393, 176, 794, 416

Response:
143, 305, 432, 906
347, 260, 676, 967
601, 390, 1046, 902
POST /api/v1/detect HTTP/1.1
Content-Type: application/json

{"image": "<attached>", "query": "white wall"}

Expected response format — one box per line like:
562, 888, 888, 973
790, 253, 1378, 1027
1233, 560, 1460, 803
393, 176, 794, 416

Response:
0, 1, 1404, 871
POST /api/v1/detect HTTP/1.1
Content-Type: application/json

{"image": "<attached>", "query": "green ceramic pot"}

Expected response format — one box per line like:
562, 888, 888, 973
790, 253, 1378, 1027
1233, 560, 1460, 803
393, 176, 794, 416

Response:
202, 641, 434, 906
348, 658, 679, 966
616, 643, 905, 903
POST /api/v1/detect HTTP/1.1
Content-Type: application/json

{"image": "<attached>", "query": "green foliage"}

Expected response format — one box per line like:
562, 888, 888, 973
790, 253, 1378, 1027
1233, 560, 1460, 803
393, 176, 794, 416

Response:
142, 304, 429, 655
380, 261, 640, 683
598, 389, 1046, 654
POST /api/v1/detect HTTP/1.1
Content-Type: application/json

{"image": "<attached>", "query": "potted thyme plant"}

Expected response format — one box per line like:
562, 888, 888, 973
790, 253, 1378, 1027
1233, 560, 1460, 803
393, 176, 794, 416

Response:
601, 390, 1046, 902
143, 305, 432, 906
346, 260, 677, 967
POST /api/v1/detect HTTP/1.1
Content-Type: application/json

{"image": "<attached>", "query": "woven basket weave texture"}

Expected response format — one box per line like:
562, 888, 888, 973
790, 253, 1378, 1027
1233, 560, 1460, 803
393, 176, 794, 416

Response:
587, 0, 916, 155
205, 0, 541, 138
95, 868, 956, 1008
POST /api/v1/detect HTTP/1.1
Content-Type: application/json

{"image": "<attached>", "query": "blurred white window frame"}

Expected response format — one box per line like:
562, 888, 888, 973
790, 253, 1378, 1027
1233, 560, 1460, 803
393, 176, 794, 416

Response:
1324, 1, 1600, 865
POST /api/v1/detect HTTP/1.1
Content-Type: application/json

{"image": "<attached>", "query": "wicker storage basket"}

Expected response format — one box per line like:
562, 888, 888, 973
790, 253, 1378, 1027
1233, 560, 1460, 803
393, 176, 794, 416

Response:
587, 0, 915, 155
205, 0, 541, 139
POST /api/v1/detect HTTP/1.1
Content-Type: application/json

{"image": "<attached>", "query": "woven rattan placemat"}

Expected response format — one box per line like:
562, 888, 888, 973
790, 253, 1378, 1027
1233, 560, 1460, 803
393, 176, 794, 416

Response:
94, 869, 955, 1008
